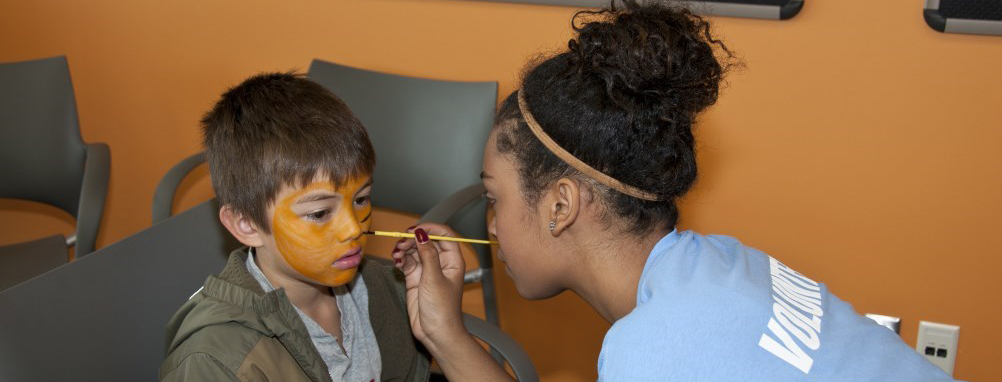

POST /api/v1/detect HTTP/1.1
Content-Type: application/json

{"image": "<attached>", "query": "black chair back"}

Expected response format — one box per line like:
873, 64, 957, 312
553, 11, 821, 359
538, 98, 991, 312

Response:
0, 200, 237, 381
0, 56, 87, 216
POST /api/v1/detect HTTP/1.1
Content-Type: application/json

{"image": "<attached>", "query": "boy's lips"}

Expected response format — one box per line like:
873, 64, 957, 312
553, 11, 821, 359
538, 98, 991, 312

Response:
332, 247, 363, 269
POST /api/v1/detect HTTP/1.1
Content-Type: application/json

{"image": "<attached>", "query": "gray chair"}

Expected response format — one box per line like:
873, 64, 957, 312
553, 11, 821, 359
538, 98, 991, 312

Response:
0, 200, 233, 381
151, 151, 205, 222
0, 56, 110, 291
308, 59, 500, 326
153, 60, 501, 327
0, 199, 538, 382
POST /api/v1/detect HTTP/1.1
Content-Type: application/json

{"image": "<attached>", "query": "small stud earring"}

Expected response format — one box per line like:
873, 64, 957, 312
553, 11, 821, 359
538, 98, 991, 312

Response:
548, 221, 556, 231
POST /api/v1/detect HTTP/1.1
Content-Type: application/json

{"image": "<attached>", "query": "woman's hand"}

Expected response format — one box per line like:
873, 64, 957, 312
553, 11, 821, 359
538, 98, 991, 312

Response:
392, 223, 514, 382
392, 223, 467, 350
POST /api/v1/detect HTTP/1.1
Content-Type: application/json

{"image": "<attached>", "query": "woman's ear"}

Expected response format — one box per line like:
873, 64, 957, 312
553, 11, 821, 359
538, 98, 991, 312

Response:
219, 206, 266, 248
547, 178, 582, 236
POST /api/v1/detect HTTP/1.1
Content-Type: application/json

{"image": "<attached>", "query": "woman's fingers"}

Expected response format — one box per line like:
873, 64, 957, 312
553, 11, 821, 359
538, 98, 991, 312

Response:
399, 247, 419, 275
393, 223, 466, 291
413, 228, 445, 281
393, 224, 459, 261
418, 223, 462, 253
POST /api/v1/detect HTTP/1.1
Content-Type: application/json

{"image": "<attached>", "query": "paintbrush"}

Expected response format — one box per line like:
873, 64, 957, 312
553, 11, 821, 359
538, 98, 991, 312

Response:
363, 230, 497, 245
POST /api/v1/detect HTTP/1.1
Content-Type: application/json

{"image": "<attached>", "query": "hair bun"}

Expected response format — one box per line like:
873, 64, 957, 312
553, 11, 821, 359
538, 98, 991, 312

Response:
568, 0, 732, 119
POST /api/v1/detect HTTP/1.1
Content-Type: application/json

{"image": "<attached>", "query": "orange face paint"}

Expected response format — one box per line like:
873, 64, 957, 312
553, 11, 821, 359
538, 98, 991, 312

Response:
272, 177, 372, 287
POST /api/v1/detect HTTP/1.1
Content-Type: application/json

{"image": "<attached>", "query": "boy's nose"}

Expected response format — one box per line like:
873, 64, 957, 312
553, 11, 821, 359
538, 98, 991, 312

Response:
334, 212, 364, 242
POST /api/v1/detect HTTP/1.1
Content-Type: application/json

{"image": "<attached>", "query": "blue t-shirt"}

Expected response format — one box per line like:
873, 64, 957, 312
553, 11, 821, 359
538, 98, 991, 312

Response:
597, 230, 958, 381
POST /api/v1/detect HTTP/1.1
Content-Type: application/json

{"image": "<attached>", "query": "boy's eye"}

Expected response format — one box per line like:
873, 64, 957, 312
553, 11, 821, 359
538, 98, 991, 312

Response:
306, 209, 331, 222
354, 195, 370, 206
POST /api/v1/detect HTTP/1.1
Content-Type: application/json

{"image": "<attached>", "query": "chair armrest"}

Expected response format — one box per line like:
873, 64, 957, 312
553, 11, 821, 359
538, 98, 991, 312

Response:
418, 183, 485, 225
75, 143, 110, 256
462, 313, 538, 382
152, 152, 206, 225
419, 183, 491, 285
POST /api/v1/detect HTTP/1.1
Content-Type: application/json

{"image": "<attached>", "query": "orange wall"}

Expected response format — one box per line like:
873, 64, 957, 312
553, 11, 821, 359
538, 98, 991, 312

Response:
1, 0, 1000, 380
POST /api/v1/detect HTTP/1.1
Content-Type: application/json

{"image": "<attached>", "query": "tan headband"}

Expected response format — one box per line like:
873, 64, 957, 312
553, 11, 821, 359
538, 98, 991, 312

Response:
517, 91, 661, 201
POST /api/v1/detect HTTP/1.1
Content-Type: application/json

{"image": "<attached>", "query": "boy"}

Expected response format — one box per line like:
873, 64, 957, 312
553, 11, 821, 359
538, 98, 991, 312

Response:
159, 73, 430, 382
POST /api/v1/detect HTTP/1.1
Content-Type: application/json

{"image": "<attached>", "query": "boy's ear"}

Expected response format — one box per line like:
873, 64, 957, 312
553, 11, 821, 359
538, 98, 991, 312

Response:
219, 206, 266, 248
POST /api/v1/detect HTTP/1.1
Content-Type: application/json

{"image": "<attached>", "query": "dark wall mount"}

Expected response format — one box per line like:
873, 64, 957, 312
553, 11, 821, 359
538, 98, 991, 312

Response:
472, 0, 804, 20
924, 0, 1002, 36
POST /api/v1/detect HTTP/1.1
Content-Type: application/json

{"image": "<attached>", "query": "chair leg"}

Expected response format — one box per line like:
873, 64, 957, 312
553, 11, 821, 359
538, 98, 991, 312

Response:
481, 268, 500, 326
479, 268, 506, 365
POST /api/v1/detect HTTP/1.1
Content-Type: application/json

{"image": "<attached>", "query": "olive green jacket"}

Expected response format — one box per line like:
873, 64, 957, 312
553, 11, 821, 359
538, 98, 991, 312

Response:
159, 250, 430, 382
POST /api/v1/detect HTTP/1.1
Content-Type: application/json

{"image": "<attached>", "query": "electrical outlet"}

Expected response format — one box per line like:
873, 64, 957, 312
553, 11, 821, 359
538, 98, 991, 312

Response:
915, 321, 959, 375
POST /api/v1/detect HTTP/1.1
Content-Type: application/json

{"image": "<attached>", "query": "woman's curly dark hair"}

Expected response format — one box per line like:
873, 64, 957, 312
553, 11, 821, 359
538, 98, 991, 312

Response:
494, 0, 738, 234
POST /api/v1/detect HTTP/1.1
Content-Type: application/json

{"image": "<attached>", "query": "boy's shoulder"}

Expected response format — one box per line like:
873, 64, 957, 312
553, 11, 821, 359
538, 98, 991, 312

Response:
160, 250, 327, 381
159, 319, 261, 380
160, 320, 316, 382
160, 252, 428, 382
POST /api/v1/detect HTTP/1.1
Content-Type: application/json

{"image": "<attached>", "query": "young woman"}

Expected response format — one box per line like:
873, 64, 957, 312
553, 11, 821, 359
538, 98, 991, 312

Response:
393, 1, 957, 381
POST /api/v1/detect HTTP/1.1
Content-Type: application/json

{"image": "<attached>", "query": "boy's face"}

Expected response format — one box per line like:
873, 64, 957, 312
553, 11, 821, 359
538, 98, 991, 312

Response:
264, 175, 373, 287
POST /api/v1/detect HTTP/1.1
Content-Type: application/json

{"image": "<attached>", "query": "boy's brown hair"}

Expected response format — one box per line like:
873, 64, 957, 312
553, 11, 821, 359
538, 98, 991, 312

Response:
201, 72, 375, 233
